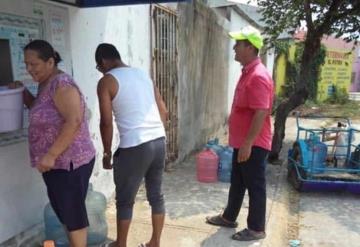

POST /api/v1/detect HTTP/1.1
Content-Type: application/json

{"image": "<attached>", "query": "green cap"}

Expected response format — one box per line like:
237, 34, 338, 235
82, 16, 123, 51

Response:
229, 26, 263, 49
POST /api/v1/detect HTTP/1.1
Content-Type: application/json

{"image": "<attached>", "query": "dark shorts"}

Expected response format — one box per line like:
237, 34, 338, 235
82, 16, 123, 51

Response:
42, 157, 95, 231
113, 137, 166, 220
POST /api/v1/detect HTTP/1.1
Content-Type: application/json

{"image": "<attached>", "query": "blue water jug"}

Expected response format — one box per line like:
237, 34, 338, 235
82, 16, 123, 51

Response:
86, 184, 108, 244
44, 184, 108, 246
218, 146, 233, 182
207, 138, 224, 156
307, 134, 327, 173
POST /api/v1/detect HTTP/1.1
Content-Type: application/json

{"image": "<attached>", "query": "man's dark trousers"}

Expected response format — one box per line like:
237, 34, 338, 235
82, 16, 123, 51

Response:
222, 146, 269, 232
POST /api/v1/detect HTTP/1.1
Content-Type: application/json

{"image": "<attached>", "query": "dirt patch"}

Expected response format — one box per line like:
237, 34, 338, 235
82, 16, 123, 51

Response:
291, 101, 360, 120
287, 185, 300, 241
291, 105, 322, 117
277, 135, 301, 243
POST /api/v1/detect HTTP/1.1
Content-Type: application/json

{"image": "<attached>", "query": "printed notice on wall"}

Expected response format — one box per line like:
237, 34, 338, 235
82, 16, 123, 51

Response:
317, 49, 354, 101
0, 13, 44, 130
33, 2, 46, 19
49, 8, 67, 71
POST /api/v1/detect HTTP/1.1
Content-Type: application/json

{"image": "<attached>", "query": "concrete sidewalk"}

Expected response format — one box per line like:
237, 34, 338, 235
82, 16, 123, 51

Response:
104, 155, 289, 247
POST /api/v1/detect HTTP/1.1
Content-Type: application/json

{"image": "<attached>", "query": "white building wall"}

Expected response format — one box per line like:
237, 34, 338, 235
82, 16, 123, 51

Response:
0, 142, 47, 244
227, 9, 249, 113
67, 4, 152, 197
0, 0, 154, 243
266, 48, 275, 78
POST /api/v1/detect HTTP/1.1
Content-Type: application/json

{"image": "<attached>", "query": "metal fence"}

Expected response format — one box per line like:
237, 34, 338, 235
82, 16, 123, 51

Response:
152, 5, 178, 164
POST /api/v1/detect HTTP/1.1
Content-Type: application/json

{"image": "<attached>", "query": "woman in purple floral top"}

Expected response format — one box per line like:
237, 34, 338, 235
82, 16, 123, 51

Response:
18, 40, 95, 247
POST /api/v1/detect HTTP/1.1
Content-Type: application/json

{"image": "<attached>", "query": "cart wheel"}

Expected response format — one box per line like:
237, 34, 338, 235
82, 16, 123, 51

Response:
288, 143, 301, 179
288, 143, 305, 191
289, 165, 303, 191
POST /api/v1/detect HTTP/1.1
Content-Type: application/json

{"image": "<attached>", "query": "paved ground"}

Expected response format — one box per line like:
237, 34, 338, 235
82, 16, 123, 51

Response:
18, 117, 360, 247
104, 151, 288, 247
102, 117, 360, 247
298, 191, 360, 247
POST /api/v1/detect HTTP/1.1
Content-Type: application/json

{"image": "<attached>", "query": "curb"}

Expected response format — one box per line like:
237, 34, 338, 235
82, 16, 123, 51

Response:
262, 163, 290, 247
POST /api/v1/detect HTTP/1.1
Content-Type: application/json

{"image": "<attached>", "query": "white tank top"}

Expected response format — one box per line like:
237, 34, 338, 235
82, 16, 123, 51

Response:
108, 67, 165, 148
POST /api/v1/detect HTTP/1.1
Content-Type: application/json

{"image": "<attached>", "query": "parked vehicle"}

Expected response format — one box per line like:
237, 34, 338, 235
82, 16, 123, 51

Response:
287, 116, 360, 193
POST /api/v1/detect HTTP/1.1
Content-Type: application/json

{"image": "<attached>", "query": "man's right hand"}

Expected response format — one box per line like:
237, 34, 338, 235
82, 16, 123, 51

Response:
8, 81, 24, 89
102, 155, 113, 169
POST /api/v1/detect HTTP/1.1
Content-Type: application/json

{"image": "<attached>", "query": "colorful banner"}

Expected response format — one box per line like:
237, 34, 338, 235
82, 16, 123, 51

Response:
318, 49, 354, 101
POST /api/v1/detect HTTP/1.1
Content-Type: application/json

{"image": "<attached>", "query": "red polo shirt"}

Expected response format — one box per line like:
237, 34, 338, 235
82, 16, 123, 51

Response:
228, 57, 274, 151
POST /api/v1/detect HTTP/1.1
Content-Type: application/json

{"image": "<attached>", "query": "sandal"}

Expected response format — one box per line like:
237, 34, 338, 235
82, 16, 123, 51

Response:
231, 228, 266, 241
101, 242, 117, 247
205, 214, 238, 228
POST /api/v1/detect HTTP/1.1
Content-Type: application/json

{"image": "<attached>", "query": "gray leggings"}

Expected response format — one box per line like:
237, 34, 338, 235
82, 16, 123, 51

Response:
113, 137, 166, 220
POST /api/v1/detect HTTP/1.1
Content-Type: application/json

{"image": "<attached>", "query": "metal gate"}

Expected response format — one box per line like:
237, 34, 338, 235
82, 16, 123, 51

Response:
151, 5, 178, 164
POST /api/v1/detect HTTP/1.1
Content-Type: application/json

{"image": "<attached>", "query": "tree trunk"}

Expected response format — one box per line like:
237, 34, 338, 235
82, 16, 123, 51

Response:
268, 36, 322, 163
268, 89, 307, 162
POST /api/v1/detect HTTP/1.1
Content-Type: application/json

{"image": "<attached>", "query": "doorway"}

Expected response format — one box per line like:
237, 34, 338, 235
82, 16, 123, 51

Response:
151, 5, 179, 165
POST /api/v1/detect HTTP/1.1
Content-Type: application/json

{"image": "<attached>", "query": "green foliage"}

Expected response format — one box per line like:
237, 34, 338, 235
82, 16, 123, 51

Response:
303, 99, 318, 108
258, 0, 359, 100
324, 86, 349, 105
258, 1, 360, 48
275, 41, 326, 100
300, 43, 326, 100
274, 40, 290, 55
282, 60, 297, 97
258, 0, 360, 156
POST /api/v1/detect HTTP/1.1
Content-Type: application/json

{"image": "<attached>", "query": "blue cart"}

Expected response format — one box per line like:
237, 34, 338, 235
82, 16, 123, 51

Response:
287, 116, 360, 193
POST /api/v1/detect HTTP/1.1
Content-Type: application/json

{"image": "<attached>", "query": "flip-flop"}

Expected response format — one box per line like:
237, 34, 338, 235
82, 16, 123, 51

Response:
231, 228, 266, 241
138, 243, 148, 247
205, 214, 238, 228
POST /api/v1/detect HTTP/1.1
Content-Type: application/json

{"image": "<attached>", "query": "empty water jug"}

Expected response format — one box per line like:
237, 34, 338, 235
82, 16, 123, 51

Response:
218, 146, 233, 182
206, 138, 224, 156
44, 184, 108, 246
196, 148, 219, 183
86, 184, 108, 244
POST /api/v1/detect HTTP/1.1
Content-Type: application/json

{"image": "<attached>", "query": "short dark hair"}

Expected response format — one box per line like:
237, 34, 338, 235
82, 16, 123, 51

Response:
95, 43, 121, 65
24, 40, 62, 66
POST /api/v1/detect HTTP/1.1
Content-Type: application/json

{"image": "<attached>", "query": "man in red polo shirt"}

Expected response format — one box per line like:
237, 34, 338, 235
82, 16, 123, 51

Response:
206, 26, 274, 241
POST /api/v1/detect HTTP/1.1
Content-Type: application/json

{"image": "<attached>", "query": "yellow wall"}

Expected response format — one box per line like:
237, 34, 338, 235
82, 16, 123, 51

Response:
288, 44, 296, 61
275, 53, 286, 95
274, 44, 297, 96
317, 49, 354, 101
274, 44, 354, 101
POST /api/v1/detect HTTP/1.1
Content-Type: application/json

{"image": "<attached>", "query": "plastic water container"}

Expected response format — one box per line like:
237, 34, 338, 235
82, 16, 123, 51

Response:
206, 138, 224, 156
0, 86, 24, 132
86, 184, 108, 244
218, 146, 233, 182
196, 148, 219, 183
307, 135, 327, 173
44, 184, 108, 246
311, 141, 327, 173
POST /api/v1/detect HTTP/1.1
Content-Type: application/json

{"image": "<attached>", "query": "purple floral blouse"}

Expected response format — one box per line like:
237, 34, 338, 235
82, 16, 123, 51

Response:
28, 73, 95, 170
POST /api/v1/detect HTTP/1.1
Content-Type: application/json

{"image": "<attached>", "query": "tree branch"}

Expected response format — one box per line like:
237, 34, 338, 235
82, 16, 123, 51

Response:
317, 0, 347, 34
303, 0, 314, 32
333, 2, 360, 22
